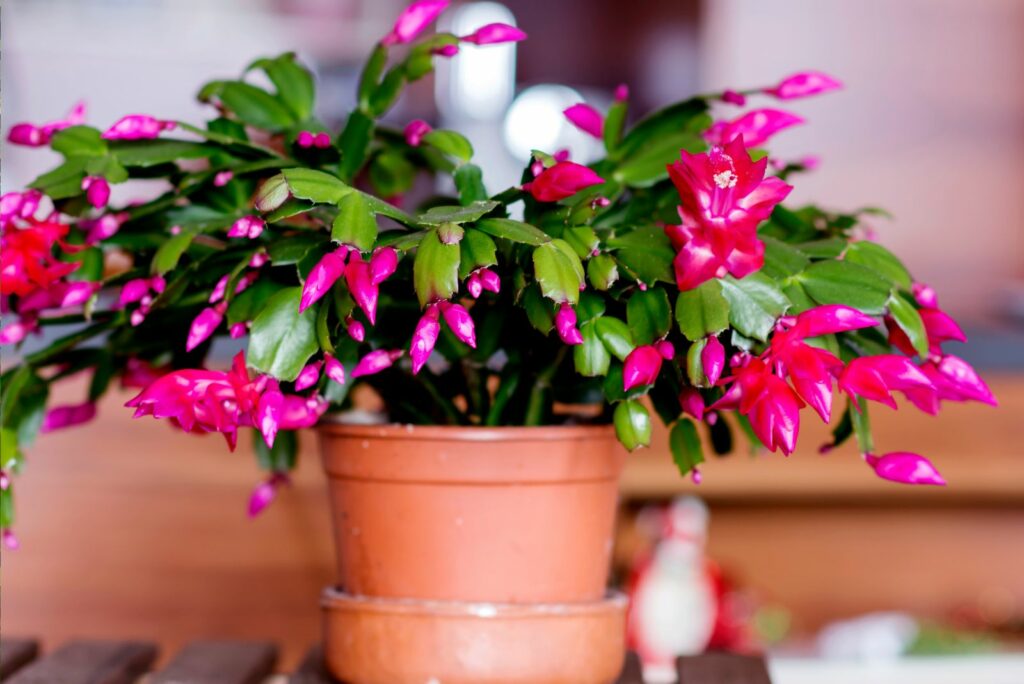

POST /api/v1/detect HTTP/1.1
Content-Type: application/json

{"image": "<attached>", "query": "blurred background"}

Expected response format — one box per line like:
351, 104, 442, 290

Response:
2, 0, 1024, 677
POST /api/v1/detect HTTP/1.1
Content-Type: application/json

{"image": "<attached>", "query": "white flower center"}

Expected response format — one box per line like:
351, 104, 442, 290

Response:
713, 170, 738, 189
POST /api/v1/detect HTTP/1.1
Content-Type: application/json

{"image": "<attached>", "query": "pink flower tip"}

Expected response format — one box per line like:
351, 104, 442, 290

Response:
460, 23, 527, 45
563, 103, 604, 140
248, 473, 289, 518
554, 302, 584, 346
614, 84, 630, 102
404, 119, 433, 147
81, 176, 111, 208
864, 451, 946, 486
721, 89, 747, 106
623, 345, 663, 391
2, 529, 20, 551
765, 71, 843, 100
525, 161, 604, 202
382, 0, 449, 46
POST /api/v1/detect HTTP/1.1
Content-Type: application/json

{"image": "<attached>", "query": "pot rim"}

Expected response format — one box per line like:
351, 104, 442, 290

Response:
316, 421, 615, 442
321, 587, 628, 616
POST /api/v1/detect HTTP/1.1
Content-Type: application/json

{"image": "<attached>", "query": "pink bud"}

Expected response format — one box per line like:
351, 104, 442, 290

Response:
345, 257, 379, 324
721, 89, 747, 106
912, 282, 938, 308
213, 170, 234, 187
186, 305, 225, 352
300, 248, 348, 313
81, 176, 111, 208
210, 275, 229, 303
325, 354, 346, 385
864, 451, 945, 486
102, 114, 175, 140
347, 319, 366, 342
369, 247, 399, 284
614, 84, 629, 102
296, 130, 315, 148
679, 387, 705, 421
295, 362, 322, 391
58, 282, 98, 308
0, 318, 37, 346
227, 215, 265, 239
655, 340, 675, 361
250, 252, 270, 268
478, 268, 500, 293
314, 132, 331, 149
229, 322, 248, 339
381, 0, 449, 46
2, 529, 20, 551
466, 273, 483, 298
441, 302, 477, 348
0, 471, 9, 491
119, 278, 151, 308
85, 212, 126, 244
792, 305, 877, 338
523, 161, 604, 202
554, 302, 584, 345
248, 473, 289, 518
563, 103, 604, 139
765, 71, 843, 100
351, 349, 403, 378
130, 310, 147, 327
404, 119, 433, 147
691, 468, 703, 485
433, 44, 460, 57
623, 345, 663, 391
460, 23, 528, 45
410, 306, 441, 374
256, 388, 284, 449
705, 108, 804, 148
8, 123, 46, 147
701, 336, 725, 385
41, 402, 97, 432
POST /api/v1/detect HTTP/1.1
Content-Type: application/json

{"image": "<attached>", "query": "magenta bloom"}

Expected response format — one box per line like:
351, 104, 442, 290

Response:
345, 256, 379, 324
347, 319, 366, 342
666, 137, 792, 290
381, 0, 449, 46
614, 84, 629, 102
404, 119, 432, 147
705, 109, 804, 148
839, 354, 936, 411
227, 215, 266, 240
679, 387, 705, 421
720, 90, 747, 106
887, 306, 966, 357
864, 451, 945, 486
434, 44, 459, 57
765, 71, 843, 100
41, 402, 97, 433
186, 304, 225, 352
460, 23, 527, 45
791, 304, 878, 338
440, 302, 477, 348
279, 394, 328, 429
563, 103, 604, 140
294, 362, 322, 391
370, 247, 399, 284
256, 386, 283, 448
6, 101, 86, 147
102, 114, 175, 140
701, 335, 725, 385
324, 354, 346, 385
0, 317, 38, 346
3, 529, 19, 551
524, 162, 604, 202
300, 247, 349, 313
713, 358, 803, 454
352, 349, 404, 378
81, 176, 111, 208
906, 355, 997, 415
213, 170, 234, 187
554, 302, 584, 346
248, 473, 289, 518
466, 267, 501, 299
83, 212, 127, 244
410, 305, 441, 375
623, 345, 663, 391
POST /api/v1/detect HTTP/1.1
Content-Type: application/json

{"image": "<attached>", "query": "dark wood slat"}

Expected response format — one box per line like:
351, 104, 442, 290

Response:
0, 639, 40, 681
7, 640, 157, 684
289, 645, 332, 684
615, 651, 644, 684
150, 640, 277, 684
677, 652, 773, 684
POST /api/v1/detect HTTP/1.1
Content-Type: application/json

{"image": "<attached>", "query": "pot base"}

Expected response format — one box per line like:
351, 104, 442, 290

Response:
321, 587, 628, 684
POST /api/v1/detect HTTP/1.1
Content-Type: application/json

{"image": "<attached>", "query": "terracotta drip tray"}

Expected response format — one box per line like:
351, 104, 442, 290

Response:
321, 587, 628, 684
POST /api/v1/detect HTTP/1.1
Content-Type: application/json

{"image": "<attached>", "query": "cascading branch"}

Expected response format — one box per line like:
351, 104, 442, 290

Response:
0, 0, 996, 544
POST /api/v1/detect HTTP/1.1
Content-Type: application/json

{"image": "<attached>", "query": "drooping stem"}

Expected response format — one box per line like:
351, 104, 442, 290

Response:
523, 347, 567, 426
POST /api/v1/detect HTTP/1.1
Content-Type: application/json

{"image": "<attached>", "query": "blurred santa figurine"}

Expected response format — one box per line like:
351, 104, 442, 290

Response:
626, 497, 717, 683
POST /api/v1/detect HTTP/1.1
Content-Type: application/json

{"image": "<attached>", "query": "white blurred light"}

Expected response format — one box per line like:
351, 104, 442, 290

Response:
503, 84, 603, 163
438, 2, 517, 121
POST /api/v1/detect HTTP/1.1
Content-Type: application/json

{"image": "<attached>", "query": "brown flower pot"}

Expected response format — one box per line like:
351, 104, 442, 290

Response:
318, 423, 628, 683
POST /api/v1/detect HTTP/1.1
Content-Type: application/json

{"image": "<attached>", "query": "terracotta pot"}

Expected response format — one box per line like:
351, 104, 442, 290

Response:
317, 423, 628, 683
318, 423, 625, 603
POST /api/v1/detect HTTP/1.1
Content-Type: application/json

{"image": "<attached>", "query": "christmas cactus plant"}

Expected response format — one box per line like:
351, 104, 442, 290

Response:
0, 0, 997, 542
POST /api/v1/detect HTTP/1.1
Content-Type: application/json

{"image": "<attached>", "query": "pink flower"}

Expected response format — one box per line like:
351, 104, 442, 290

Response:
83, 212, 127, 244
912, 282, 938, 308
887, 306, 965, 357
523, 161, 604, 202
0, 317, 38, 346
6, 101, 86, 147
906, 355, 997, 414
250, 252, 270, 268
121, 358, 168, 389
460, 23, 527, 45
466, 272, 483, 298
563, 103, 604, 139
713, 358, 803, 454
230, 322, 248, 339
279, 394, 328, 429
433, 45, 460, 57
623, 345, 663, 391
346, 318, 366, 342
410, 305, 441, 374
294, 362, 322, 391
2, 529, 19, 551
864, 451, 945, 486
404, 119, 432, 147
440, 301, 476, 348
679, 387, 705, 421
721, 90, 747, 106
839, 355, 936, 411
256, 386, 284, 448
300, 247, 349, 313
248, 472, 289, 518
614, 84, 630, 102
701, 335, 725, 385
381, 0, 449, 46
186, 303, 226, 352
1, 217, 78, 297
324, 354, 346, 385
655, 340, 675, 361
345, 256, 379, 324
314, 132, 331, 148
213, 170, 234, 187
479, 268, 500, 293
554, 302, 584, 345
705, 109, 804, 148
351, 349, 404, 378
765, 71, 843, 100
790, 304, 878, 338
666, 137, 792, 290
102, 114, 175, 140
80, 176, 111, 208
41, 401, 97, 432
369, 247, 399, 284
227, 215, 266, 239
1, 190, 44, 228
296, 131, 315, 148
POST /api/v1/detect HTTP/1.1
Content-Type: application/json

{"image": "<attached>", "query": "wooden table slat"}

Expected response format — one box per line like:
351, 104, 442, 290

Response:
289, 645, 332, 683
0, 639, 40, 681
150, 640, 277, 684
6, 640, 157, 684
678, 651, 773, 684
